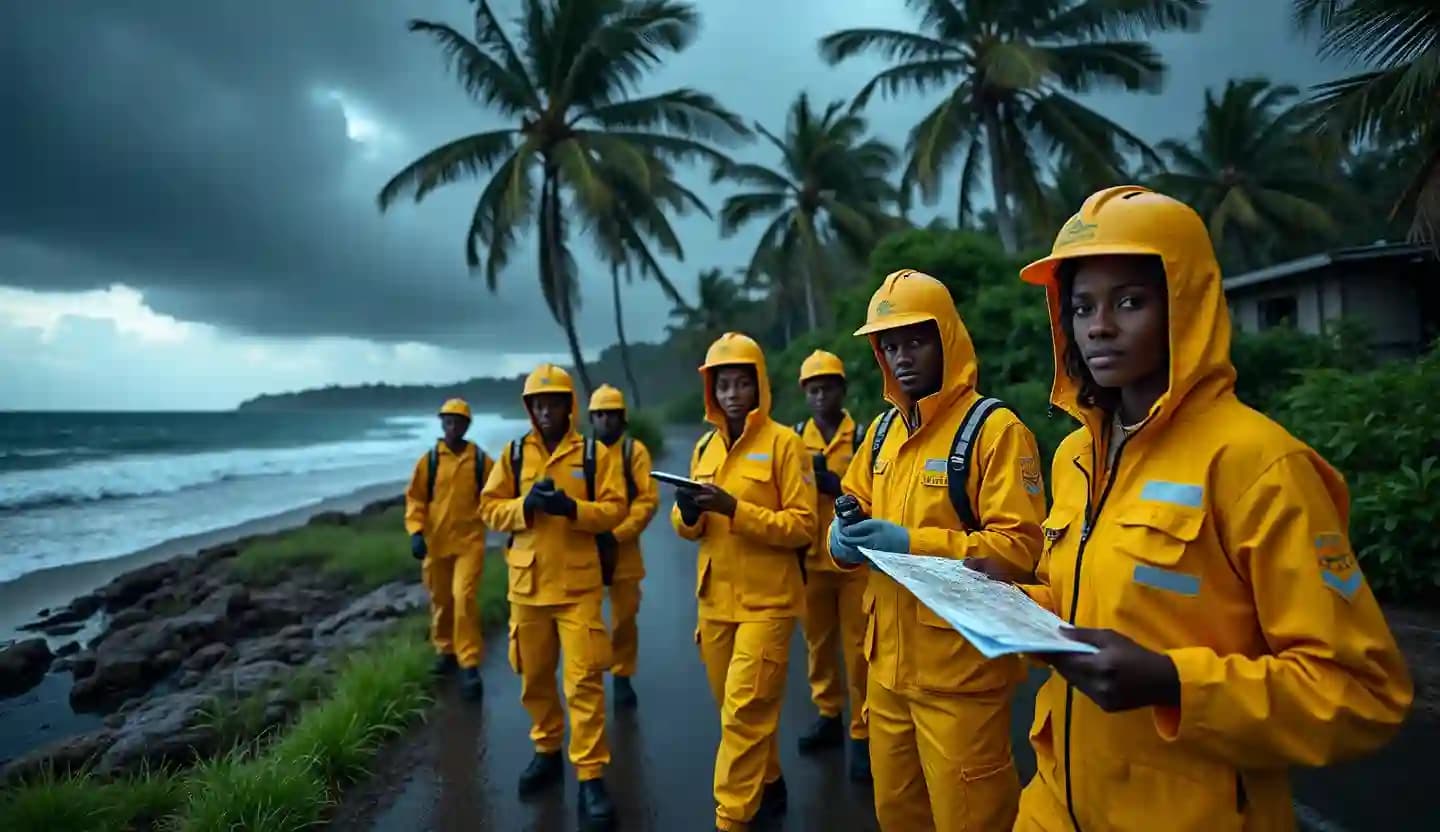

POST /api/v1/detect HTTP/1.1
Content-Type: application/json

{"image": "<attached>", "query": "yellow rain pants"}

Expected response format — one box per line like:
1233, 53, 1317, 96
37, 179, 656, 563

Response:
607, 579, 642, 677
802, 569, 868, 739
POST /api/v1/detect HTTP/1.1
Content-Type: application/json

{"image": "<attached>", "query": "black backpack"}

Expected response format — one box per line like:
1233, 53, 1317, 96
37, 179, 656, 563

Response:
864, 397, 1010, 531
425, 441, 489, 503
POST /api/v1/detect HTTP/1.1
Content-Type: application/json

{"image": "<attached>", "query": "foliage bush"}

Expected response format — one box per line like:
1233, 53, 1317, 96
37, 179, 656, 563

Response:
625, 410, 667, 459
1274, 343, 1440, 600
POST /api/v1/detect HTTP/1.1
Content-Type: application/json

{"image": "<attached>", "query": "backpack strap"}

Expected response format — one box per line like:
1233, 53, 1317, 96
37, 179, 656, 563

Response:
425, 444, 440, 504
583, 437, 597, 502
869, 408, 900, 470
474, 445, 490, 493
697, 430, 716, 462
793, 420, 807, 436
947, 397, 1009, 531
621, 437, 637, 502
852, 422, 864, 454
508, 437, 525, 498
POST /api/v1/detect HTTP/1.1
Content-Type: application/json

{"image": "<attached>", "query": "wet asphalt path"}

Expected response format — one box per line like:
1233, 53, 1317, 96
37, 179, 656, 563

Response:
351, 438, 1433, 832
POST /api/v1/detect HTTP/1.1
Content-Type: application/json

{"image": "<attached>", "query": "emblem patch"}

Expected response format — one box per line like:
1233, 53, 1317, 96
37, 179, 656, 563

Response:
1020, 456, 1042, 495
1057, 215, 1098, 246
1316, 532, 1362, 601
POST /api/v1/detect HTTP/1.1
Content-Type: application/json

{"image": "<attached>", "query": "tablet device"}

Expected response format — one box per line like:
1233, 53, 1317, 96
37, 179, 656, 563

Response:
650, 470, 706, 490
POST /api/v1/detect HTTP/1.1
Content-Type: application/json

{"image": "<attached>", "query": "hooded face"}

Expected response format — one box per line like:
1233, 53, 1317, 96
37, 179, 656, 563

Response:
528, 393, 571, 442
590, 410, 626, 445
439, 414, 470, 444
699, 332, 772, 438
855, 271, 978, 418
1065, 255, 1169, 398
803, 376, 846, 422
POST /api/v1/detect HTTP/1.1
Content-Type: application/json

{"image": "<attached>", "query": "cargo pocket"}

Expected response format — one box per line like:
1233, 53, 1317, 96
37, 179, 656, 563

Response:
506, 621, 522, 674
862, 592, 877, 661
1113, 504, 1205, 629
961, 758, 1021, 832
751, 647, 786, 703
584, 622, 613, 672
695, 554, 711, 600
508, 547, 536, 596
914, 604, 969, 694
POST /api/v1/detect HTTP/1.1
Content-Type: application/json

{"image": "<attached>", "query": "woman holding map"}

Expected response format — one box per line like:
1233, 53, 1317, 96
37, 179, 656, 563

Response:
985, 185, 1413, 831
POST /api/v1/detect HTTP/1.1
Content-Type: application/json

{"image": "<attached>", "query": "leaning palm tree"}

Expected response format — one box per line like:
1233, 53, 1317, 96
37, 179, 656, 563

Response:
377, 0, 747, 394
819, 0, 1206, 252
1152, 78, 1342, 270
719, 93, 901, 331
1294, 0, 1440, 245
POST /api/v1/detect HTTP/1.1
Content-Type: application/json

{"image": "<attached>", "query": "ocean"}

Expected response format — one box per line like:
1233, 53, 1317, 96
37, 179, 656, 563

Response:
0, 410, 529, 584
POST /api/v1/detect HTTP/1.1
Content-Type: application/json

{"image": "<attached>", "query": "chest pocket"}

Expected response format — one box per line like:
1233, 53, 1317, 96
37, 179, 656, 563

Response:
732, 460, 776, 505
1113, 503, 1205, 597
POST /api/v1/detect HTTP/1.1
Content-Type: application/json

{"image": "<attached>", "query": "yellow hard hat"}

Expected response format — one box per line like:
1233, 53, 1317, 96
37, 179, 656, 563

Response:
1020, 185, 1212, 285
589, 384, 627, 413
523, 363, 574, 397
798, 350, 846, 385
853, 270, 952, 336
438, 398, 471, 419
700, 332, 763, 370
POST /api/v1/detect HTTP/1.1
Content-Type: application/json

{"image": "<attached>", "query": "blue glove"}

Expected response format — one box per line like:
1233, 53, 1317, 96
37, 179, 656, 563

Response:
838, 518, 909, 557
828, 518, 866, 566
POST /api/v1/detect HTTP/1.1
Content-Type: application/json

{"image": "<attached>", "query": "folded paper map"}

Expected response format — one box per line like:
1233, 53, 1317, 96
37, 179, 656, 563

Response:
860, 548, 1100, 659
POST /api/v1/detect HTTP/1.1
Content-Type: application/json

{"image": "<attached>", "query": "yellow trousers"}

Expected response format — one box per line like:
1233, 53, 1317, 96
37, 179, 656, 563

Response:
802, 569, 869, 739
422, 552, 484, 668
697, 618, 793, 832
507, 597, 612, 780
607, 579, 642, 677
867, 679, 1020, 832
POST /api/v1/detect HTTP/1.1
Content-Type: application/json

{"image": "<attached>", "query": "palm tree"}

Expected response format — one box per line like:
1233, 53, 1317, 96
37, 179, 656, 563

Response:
719, 93, 901, 331
377, 0, 747, 394
667, 268, 761, 351
1295, 0, 1440, 245
1153, 78, 1342, 269
819, 0, 1206, 253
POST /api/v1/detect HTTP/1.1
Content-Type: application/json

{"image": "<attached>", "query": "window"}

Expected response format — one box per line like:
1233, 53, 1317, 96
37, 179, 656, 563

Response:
1259, 295, 1298, 330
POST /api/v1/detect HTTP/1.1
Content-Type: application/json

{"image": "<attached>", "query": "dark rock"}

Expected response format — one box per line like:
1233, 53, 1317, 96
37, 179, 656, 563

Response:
71, 608, 227, 710
184, 643, 231, 672
196, 544, 239, 568
178, 671, 204, 688
359, 495, 404, 516
36, 607, 50, 618
56, 641, 81, 657
70, 593, 103, 619
107, 607, 154, 632
0, 638, 53, 697
67, 650, 97, 677
1, 729, 116, 785
105, 713, 126, 729
97, 561, 180, 612
307, 510, 349, 527
19, 594, 101, 632
277, 623, 313, 641
155, 650, 182, 668
43, 622, 84, 637
96, 691, 215, 773
215, 660, 294, 699
315, 582, 427, 651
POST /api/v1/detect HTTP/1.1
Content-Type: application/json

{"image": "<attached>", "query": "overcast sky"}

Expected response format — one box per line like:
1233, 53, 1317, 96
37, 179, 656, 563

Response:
1, 1, 1346, 410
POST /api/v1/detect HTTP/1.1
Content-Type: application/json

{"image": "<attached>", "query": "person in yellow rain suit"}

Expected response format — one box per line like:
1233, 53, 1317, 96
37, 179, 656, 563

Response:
828, 271, 1048, 832
791, 349, 871, 782
404, 398, 494, 702
963, 185, 1413, 832
671, 332, 817, 832
587, 383, 658, 710
479, 364, 627, 829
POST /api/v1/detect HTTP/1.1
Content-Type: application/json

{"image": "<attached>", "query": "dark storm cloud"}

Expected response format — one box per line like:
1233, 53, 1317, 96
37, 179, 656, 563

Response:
0, 1, 1343, 353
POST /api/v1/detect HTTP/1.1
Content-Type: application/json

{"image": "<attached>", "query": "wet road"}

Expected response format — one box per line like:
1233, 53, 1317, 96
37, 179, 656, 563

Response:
347, 439, 1436, 832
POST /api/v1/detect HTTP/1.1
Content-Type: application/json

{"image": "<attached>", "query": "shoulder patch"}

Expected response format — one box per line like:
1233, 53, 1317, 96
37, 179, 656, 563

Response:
1316, 532, 1362, 601
746, 452, 771, 462
1020, 456, 1043, 495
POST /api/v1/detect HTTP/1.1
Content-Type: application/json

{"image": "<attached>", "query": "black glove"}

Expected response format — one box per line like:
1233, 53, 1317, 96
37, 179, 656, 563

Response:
815, 468, 843, 497
676, 488, 702, 526
596, 532, 619, 586
542, 487, 577, 518
410, 533, 427, 560
523, 481, 549, 516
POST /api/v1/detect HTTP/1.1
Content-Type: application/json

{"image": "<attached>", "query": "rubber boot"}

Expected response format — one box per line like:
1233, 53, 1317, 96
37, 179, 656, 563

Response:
432, 653, 459, 676
459, 667, 483, 702
577, 778, 616, 830
759, 775, 788, 819
796, 714, 844, 754
517, 750, 563, 798
848, 738, 872, 783
613, 675, 638, 710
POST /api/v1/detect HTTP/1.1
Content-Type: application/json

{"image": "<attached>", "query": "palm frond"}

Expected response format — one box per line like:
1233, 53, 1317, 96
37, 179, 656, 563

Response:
377, 129, 519, 209
1038, 41, 1166, 93
849, 58, 969, 110
719, 192, 792, 236
407, 20, 537, 115
817, 27, 956, 64
1043, 0, 1207, 39
577, 88, 748, 143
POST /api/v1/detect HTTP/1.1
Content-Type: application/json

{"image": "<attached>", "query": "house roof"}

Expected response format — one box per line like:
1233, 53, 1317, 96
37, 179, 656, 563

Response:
1223, 242, 1434, 292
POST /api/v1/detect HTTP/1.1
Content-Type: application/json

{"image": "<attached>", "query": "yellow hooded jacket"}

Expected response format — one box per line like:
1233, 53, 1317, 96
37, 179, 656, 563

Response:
589, 384, 658, 582
835, 270, 1047, 695
1016, 187, 1413, 831
480, 365, 628, 606
404, 440, 493, 558
672, 333, 817, 621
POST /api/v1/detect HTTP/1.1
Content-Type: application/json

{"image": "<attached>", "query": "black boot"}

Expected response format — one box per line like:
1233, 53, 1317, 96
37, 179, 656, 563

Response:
613, 675, 638, 710
577, 778, 615, 829
432, 653, 458, 676
517, 750, 563, 798
796, 714, 844, 754
848, 738, 872, 783
459, 667, 483, 701
759, 775, 788, 819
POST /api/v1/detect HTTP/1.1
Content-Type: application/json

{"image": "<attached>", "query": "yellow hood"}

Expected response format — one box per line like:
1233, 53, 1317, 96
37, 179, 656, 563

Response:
1021, 185, 1236, 437
699, 332, 772, 438
522, 362, 579, 436
855, 269, 978, 420
588, 383, 627, 414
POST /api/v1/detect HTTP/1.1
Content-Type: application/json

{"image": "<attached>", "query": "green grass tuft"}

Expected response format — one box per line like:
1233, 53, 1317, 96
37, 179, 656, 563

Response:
176, 749, 327, 832
0, 766, 184, 832
477, 553, 509, 629
230, 507, 412, 590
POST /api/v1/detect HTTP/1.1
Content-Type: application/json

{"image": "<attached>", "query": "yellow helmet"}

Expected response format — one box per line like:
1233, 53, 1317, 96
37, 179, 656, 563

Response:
1020, 185, 1213, 285
588, 384, 627, 413
523, 363, 574, 397
854, 269, 953, 336
700, 332, 763, 370
798, 350, 846, 385
438, 398, 471, 419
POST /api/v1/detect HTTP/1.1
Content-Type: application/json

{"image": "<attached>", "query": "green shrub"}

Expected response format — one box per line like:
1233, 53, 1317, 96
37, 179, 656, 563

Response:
1231, 320, 1374, 413
626, 410, 666, 459
1274, 342, 1440, 600
230, 507, 412, 590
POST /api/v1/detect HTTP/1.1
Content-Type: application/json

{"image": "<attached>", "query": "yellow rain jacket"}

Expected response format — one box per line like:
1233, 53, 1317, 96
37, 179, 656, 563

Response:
1015, 186, 1413, 831
672, 333, 817, 621
798, 412, 859, 572
836, 270, 1047, 696
589, 385, 658, 583
480, 366, 628, 606
404, 440, 491, 559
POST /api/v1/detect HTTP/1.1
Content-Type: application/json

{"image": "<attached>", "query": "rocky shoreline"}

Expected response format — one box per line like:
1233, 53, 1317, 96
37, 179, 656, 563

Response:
0, 496, 425, 784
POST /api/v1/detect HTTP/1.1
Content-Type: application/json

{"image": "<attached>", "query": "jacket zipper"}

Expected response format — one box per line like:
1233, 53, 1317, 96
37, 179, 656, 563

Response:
1062, 440, 1128, 832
